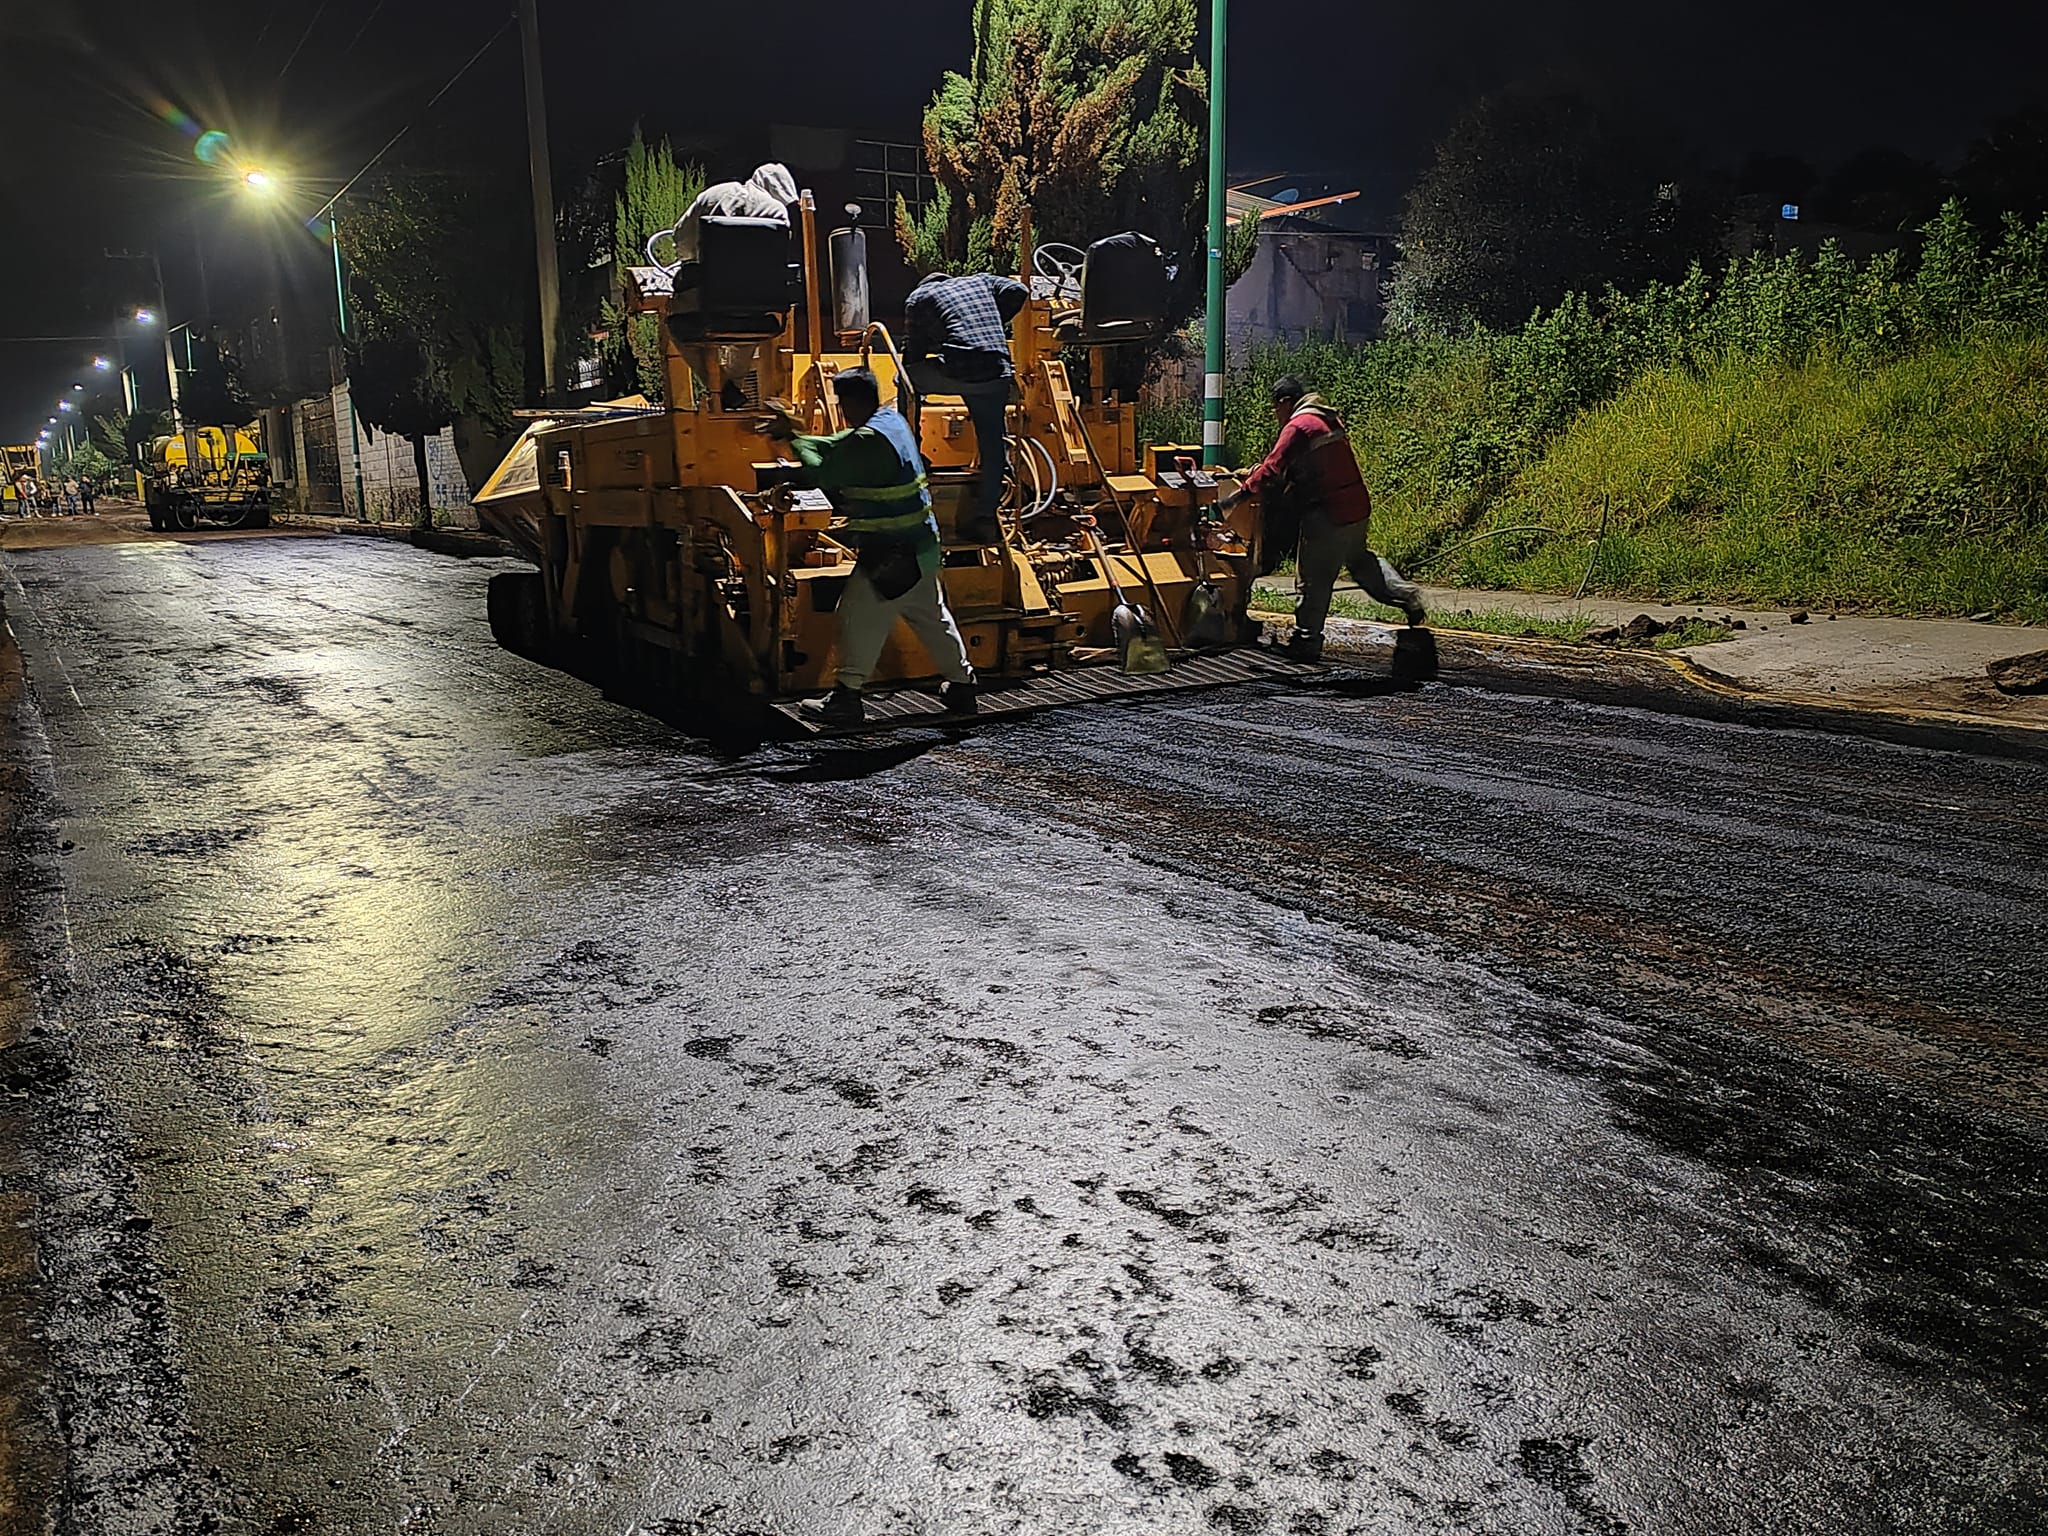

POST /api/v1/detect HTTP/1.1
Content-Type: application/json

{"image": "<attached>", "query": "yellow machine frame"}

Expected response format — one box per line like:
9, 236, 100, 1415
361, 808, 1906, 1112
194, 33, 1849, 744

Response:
476, 195, 1264, 712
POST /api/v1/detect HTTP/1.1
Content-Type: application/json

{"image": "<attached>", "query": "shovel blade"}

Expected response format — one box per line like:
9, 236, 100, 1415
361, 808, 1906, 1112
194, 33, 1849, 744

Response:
1119, 632, 1171, 675
1186, 582, 1231, 647
1112, 602, 1170, 675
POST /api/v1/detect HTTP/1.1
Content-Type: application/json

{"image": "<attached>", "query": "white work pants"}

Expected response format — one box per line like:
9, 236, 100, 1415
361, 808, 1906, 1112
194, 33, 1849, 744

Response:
835, 567, 974, 691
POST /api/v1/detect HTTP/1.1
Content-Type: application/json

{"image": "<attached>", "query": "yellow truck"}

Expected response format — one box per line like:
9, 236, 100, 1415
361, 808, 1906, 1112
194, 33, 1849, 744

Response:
144, 426, 271, 531
475, 199, 1299, 735
2, 445, 39, 507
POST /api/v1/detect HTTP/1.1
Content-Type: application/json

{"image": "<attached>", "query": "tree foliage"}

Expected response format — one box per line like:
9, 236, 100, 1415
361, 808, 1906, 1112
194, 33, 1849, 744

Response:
1815, 146, 1945, 233
343, 170, 529, 433
1960, 106, 2048, 224
95, 408, 167, 468
899, 0, 1210, 318
348, 332, 451, 526
177, 325, 254, 428
1390, 92, 1724, 334
602, 128, 705, 401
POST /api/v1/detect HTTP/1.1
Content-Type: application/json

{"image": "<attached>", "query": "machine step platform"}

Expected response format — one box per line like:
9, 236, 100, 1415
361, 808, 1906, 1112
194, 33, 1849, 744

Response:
772, 647, 1324, 738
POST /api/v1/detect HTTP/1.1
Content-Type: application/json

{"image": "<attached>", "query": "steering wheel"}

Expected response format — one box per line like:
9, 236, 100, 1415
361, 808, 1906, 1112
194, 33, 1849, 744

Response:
644, 226, 682, 276
1033, 242, 1087, 299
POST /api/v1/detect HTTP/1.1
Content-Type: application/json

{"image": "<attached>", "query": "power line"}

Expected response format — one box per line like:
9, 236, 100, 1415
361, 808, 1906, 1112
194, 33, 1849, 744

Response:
340, 0, 393, 59
277, 0, 335, 80
309, 14, 518, 223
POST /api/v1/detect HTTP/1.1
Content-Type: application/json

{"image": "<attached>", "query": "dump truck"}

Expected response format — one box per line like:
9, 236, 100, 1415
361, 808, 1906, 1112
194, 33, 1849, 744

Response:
1, 445, 39, 507
475, 195, 1307, 734
144, 425, 271, 531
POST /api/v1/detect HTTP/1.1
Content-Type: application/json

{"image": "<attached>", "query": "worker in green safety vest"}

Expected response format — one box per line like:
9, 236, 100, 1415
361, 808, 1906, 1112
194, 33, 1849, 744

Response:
768, 368, 979, 727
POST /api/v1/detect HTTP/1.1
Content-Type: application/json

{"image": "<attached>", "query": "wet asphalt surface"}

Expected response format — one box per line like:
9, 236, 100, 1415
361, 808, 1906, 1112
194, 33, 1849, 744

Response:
0, 533, 2043, 1536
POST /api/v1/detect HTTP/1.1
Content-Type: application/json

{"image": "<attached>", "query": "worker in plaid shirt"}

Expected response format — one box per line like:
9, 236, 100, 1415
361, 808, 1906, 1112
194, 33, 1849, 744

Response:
903, 271, 1028, 545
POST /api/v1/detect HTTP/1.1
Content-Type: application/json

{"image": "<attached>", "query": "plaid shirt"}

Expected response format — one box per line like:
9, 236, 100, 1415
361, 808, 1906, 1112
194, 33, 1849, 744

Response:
904, 273, 1029, 382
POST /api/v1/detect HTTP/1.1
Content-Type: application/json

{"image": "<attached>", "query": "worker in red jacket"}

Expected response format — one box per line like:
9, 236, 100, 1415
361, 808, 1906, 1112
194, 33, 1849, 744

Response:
1219, 375, 1426, 660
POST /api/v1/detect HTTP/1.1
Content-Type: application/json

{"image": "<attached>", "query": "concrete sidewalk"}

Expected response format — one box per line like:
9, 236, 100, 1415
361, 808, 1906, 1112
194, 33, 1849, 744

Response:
1263, 576, 2048, 750
272, 510, 514, 559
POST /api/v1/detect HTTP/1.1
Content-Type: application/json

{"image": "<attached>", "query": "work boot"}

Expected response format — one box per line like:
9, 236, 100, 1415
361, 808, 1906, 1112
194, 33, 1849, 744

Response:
798, 686, 865, 727
1283, 631, 1324, 662
940, 678, 979, 716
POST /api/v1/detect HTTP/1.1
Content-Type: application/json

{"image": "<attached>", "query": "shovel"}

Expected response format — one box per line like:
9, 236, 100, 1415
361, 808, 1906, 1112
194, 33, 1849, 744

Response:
1075, 514, 1169, 675
1178, 457, 1232, 648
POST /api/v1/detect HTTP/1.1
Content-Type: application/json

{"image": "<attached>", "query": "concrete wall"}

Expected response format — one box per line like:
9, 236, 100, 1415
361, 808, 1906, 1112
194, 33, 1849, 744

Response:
1227, 229, 1394, 359
326, 383, 477, 528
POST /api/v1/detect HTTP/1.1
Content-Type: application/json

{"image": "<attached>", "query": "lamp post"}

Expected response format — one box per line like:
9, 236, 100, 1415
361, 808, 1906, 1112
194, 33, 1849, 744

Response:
1202, 0, 1229, 467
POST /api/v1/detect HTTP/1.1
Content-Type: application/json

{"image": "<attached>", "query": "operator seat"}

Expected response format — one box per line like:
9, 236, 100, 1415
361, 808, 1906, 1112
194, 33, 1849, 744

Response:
1052, 232, 1170, 346
666, 216, 797, 345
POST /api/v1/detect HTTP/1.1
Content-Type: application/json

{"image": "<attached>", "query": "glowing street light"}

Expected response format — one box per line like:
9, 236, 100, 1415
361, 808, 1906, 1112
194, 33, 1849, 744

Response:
242, 167, 277, 194
93, 356, 111, 371
72, 383, 85, 392
135, 308, 157, 325
59, 400, 74, 412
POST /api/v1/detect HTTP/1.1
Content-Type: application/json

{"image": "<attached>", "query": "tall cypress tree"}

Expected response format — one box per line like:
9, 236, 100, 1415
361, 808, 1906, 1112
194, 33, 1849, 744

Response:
898, 0, 1211, 323
605, 128, 705, 400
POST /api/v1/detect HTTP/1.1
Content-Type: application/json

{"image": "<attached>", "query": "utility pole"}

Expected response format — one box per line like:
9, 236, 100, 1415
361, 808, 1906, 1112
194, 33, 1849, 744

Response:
150, 252, 180, 422
1202, 0, 1228, 467
519, 0, 563, 404
102, 248, 181, 417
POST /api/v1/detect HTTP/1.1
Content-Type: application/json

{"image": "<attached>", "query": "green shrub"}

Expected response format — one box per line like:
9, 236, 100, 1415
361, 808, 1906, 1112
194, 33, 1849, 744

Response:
1166, 203, 2048, 619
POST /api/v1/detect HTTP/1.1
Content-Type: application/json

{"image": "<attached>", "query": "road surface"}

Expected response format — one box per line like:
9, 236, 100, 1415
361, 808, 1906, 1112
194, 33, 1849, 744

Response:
1, 533, 2043, 1535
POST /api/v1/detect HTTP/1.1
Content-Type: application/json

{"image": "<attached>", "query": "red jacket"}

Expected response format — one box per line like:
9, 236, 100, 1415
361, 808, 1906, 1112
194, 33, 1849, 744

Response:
1240, 396, 1372, 527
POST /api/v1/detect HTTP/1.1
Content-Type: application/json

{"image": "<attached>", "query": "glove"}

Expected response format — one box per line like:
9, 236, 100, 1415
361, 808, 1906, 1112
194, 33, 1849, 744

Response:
754, 399, 802, 442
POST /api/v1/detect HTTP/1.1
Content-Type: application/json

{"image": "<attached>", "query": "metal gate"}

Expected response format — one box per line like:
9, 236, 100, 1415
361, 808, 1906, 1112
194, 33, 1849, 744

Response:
298, 397, 343, 513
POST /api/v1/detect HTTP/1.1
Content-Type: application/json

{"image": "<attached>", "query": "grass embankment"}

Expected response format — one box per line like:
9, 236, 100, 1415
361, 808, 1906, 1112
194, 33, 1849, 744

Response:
1154, 206, 2048, 624
1402, 339, 2048, 622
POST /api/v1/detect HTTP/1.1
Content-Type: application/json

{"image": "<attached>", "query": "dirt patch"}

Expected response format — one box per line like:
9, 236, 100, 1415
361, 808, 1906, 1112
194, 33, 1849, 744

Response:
0, 508, 321, 553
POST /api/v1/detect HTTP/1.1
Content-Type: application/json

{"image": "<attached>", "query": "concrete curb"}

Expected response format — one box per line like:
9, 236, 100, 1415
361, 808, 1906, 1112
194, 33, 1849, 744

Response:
1254, 609, 2048, 761
272, 514, 516, 560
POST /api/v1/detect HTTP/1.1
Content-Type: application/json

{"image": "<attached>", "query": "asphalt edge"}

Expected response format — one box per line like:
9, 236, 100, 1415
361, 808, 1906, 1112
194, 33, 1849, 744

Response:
0, 578, 224, 1533
1266, 610, 2048, 762
273, 513, 515, 560
0, 591, 62, 1534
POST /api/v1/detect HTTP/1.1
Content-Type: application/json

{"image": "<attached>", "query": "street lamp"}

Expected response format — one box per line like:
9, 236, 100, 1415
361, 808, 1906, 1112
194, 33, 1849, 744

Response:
285, 186, 371, 520
242, 167, 276, 194
135, 308, 156, 325
94, 356, 111, 371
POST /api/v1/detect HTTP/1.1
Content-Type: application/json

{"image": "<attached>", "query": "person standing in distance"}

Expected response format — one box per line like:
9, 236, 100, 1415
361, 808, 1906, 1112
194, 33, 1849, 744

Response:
902, 270, 1029, 545
1218, 375, 1427, 660
768, 368, 979, 728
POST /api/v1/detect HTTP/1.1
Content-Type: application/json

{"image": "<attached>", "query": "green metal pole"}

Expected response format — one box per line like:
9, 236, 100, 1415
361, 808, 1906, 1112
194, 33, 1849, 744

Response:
331, 212, 369, 520
1202, 0, 1228, 467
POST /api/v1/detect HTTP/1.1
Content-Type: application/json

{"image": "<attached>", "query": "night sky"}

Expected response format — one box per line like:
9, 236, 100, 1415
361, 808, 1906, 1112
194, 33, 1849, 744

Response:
0, 0, 2039, 443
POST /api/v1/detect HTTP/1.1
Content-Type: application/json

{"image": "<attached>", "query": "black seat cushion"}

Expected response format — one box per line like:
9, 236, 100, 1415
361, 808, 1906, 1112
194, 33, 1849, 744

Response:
1070, 232, 1169, 345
